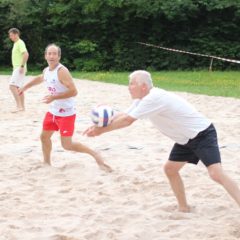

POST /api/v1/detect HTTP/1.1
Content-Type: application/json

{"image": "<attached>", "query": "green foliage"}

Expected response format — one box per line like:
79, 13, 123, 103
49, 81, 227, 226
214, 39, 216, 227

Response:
0, 0, 240, 71
70, 40, 101, 70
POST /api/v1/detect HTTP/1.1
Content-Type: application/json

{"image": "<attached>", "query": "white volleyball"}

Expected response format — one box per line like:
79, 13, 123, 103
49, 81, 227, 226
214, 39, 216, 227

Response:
91, 105, 114, 127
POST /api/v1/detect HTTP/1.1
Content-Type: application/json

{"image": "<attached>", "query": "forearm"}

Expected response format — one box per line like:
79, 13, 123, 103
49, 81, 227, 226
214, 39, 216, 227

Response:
84, 113, 136, 137
100, 114, 135, 134
52, 89, 77, 100
23, 75, 43, 91
21, 52, 29, 66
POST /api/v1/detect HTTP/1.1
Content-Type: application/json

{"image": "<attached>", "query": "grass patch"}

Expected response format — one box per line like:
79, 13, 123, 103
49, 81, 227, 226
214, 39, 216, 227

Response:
73, 71, 240, 98
1, 68, 239, 98
0, 67, 41, 76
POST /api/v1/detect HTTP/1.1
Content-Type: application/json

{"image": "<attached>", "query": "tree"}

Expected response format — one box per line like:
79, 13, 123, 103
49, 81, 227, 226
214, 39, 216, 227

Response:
1, 0, 239, 70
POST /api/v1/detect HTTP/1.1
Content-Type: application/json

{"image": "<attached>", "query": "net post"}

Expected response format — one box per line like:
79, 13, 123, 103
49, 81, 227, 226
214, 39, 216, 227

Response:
209, 57, 214, 71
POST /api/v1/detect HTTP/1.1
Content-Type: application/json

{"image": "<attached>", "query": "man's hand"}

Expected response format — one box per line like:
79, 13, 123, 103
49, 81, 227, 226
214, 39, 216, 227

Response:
18, 87, 24, 95
19, 67, 24, 74
83, 125, 103, 137
42, 95, 55, 104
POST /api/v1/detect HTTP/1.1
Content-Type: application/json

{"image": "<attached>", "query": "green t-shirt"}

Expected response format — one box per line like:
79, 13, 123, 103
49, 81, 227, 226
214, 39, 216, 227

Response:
12, 39, 27, 71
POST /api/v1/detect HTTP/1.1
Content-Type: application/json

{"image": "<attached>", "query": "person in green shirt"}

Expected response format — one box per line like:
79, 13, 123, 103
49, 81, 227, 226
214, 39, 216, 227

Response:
8, 28, 29, 112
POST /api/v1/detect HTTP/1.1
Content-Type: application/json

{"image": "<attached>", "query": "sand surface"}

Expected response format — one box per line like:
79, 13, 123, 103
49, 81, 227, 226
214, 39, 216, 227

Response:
0, 75, 239, 240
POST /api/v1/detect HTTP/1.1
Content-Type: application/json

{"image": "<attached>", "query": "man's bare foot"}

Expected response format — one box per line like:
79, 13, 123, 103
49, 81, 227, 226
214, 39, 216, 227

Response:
11, 107, 25, 113
43, 160, 51, 166
178, 205, 191, 213
94, 152, 112, 172
98, 162, 113, 172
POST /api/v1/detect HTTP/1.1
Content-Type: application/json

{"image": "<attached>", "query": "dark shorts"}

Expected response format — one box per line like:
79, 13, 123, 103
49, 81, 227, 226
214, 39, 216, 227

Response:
169, 124, 221, 167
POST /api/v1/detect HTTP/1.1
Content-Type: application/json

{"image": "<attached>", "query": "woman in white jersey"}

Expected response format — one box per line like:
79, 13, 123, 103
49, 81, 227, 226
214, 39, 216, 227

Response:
84, 70, 240, 211
19, 44, 111, 172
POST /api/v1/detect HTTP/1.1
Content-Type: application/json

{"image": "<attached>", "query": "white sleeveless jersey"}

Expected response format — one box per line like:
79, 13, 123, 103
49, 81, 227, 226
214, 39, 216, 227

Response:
43, 64, 76, 117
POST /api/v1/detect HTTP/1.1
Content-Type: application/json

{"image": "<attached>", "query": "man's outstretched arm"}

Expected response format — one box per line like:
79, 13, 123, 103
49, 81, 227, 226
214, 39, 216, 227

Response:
84, 113, 136, 137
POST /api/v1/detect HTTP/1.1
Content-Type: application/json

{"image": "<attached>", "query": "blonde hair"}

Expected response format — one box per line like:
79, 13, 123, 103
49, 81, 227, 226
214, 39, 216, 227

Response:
129, 70, 153, 89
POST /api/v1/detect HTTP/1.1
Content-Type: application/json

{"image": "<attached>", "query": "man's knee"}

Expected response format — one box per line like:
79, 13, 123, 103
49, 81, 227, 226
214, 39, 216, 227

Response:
207, 163, 225, 184
61, 138, 73, 151
40, 132, 52, 143
208, 168, 224, 184
9, 84, 16, 91
164, 162, 179, 176
40, 133, 47, 143
62, 143, 72, 151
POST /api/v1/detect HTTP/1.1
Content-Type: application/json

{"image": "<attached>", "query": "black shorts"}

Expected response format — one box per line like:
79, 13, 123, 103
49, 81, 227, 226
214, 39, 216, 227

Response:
169, 124, 221, 167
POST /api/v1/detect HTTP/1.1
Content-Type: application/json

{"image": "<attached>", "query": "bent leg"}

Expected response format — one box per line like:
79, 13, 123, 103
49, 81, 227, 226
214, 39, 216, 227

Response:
207, 163, 240, 207
164, 160, 189, 212
40, 130, 55, 165
61, 136, 112, 172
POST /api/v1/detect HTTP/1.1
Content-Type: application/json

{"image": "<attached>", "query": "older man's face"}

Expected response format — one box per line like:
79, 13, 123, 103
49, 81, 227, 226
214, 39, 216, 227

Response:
128, 78, 144, 99
45, 46, 61, 68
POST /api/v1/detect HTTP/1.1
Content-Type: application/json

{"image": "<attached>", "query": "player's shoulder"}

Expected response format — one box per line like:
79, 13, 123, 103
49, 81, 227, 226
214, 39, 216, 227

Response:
43, 66, 48, 73
146, 87, 164, 99
18, 38, 26, 45
58, 64, 70, 73
58, 64, 72, 79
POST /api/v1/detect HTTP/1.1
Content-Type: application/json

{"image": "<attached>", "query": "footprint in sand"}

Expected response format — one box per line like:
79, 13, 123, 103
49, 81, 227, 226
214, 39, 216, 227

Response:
50, 235, 79, 240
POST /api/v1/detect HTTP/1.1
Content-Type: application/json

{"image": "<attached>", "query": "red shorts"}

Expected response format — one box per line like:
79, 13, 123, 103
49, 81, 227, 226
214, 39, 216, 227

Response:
43, 112, 76, 137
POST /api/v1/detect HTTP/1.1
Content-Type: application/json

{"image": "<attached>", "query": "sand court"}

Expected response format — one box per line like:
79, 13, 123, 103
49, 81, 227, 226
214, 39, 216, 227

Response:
0, 75, 240, 240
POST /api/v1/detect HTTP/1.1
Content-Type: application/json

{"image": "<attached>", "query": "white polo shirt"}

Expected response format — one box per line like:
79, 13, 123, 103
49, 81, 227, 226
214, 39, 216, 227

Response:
126, 88, 211, 145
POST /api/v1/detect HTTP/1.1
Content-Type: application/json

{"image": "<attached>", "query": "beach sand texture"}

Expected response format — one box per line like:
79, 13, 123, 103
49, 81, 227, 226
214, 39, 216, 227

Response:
0, 75, 239, 240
